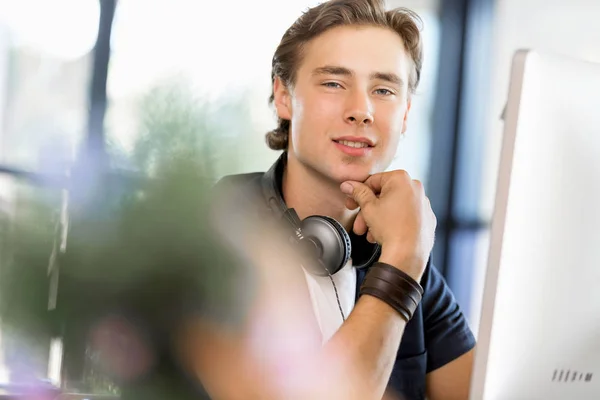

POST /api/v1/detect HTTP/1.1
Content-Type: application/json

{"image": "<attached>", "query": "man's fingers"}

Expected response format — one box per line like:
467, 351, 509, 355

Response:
362, 173, 386, 194
366, 231, 376, 244
362, 170, 412, 195
340, 181, 377, 208
353, 212, 368, 236
345, 197, 359, 211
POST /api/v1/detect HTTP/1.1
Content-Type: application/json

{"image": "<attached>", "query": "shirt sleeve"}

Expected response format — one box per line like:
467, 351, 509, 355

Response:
421, 260, 476, 372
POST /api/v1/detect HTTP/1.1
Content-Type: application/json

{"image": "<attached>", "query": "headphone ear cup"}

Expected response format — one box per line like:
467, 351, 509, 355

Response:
301, 216, 351, 276
320, 216, 351, 269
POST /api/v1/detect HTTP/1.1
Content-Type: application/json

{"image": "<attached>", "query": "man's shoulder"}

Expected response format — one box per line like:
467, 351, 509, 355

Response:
216, 171, 265, 190
214, 171, 265, 200
212, 171, 269, 219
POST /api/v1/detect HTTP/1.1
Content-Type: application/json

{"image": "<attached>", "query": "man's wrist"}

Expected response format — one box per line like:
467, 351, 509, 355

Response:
356, 293, 407, 323
359, 262, 424, 322
378, 247, 425, 283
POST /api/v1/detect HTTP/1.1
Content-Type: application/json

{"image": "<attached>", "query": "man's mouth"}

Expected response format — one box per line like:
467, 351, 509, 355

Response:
333, 140, 372, 149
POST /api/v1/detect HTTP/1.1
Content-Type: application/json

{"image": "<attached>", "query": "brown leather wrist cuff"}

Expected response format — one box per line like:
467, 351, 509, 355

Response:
359, 262, 424, 321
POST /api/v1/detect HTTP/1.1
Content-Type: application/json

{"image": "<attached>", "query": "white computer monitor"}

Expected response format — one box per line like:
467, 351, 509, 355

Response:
470, 49, 600, 399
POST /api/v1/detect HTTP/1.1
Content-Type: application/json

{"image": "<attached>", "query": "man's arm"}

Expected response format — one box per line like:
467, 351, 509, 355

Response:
325, 172, 437, 399
426, 348, 475, 400
181, 243, 411, 400
178, 228, 411, 400
186, 170, 436, 399
180, 277, 407, 400
318, 243, 416, 399
317, 293, 407, 399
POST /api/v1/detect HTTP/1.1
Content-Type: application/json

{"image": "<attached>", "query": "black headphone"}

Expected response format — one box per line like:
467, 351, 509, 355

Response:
278, 207, 352, 276
261, 153, 380, 277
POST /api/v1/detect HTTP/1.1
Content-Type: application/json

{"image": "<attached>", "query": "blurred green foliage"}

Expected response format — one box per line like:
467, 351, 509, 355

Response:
0, 78, 259, 398
110, 77, 255, 179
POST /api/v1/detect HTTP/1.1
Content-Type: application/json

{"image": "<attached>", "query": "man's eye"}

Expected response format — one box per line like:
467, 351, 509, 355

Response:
323, 82, 342, 88
374, 88, 394, 96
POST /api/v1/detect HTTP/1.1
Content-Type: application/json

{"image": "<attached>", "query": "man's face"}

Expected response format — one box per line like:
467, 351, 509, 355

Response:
274, 25, 413, 184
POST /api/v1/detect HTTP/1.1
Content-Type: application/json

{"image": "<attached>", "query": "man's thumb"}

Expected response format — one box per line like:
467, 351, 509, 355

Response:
340, 181, 376, 207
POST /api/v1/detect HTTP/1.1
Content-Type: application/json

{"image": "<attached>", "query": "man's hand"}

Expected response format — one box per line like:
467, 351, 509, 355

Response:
340, 170, 436, 282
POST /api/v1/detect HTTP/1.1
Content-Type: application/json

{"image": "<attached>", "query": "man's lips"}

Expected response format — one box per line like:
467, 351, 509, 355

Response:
332, 139, 374, 156
332, 136, 375, 147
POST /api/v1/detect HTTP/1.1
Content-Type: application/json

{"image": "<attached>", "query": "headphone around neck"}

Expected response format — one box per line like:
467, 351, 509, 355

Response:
280, 207, 352, 276
261, 153, 379, 277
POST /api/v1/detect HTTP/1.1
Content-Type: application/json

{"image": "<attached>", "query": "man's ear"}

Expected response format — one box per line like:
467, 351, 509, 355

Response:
273, 76, 292, 121
401, 99, 412, 134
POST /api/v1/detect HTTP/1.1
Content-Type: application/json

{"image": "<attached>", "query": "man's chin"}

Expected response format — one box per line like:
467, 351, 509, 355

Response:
328, 156, 383, 183
330, 168, 372, 184
300, 157, 374, 184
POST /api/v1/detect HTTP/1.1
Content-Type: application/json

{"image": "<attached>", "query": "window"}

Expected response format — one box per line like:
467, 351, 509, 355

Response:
106, 0, 325, 177
0, 0, 99, 386
0, 0, 99, 172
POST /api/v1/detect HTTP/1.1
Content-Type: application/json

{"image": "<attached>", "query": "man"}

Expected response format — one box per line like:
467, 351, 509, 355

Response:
190, 1, 476, 399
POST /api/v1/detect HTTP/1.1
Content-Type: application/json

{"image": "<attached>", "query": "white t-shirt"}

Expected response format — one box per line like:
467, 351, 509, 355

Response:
301, 259, 357, 343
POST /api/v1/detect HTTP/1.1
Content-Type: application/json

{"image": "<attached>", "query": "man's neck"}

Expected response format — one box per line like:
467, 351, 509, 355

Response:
282, 153, 358, 232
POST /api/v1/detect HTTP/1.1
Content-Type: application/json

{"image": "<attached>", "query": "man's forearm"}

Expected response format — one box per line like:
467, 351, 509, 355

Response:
186, 292, 406, 400
185, 247, 411, 400
322, 294, 406, 399
314, 250, 424, 399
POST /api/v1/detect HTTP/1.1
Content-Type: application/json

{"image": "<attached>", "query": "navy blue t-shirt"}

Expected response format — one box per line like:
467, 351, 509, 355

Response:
217, 159, 476, 400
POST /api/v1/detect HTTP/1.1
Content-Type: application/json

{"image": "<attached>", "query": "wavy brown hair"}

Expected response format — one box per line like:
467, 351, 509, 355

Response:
265, 0, 423, 151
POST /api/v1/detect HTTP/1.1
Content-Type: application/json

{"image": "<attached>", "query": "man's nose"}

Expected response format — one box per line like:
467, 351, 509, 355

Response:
344, 90, 374, 126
